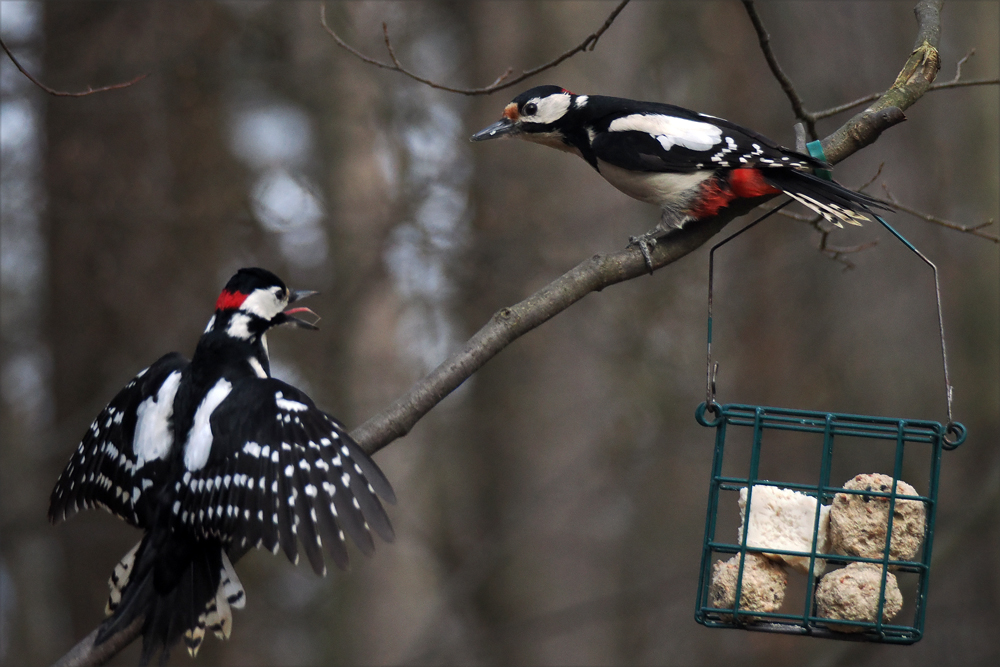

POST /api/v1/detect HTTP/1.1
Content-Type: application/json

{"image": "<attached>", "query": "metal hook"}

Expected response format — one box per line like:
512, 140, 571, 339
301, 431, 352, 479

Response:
870, 214, 955, 424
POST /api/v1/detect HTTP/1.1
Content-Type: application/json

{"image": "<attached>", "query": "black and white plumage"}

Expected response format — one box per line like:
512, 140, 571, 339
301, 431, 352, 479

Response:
49, 267, 395, 664
472, 85, 890, 264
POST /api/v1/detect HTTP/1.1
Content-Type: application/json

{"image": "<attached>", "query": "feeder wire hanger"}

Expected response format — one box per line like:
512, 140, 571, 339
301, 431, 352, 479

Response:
702, 195, 959, 440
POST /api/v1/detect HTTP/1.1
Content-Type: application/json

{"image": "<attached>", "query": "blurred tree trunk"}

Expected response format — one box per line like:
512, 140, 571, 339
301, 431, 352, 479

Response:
41, 3, 249, 663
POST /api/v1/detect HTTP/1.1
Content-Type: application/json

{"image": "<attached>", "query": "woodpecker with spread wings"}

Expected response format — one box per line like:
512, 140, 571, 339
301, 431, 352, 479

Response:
49, 267, 395, 664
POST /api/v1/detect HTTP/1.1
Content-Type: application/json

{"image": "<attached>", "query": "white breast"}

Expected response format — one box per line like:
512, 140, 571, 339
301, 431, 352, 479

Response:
596, 161, 713, 209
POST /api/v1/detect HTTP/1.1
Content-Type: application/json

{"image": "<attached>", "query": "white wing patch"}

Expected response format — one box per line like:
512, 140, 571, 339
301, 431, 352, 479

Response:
133, 370, 183, 469
608, 113, 723, 152
275, 392, 308, 412
184, 378, 233, 471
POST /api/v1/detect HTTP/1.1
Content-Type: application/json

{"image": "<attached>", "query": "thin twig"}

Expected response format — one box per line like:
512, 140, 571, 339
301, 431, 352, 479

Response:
1, 36, 148, 97
319, 1, 630, 96
818, 232, 879, 270
742, 1, 818, 139
880, 185, 998, 242
813, 48, 998, 120
856, 162, 886, 193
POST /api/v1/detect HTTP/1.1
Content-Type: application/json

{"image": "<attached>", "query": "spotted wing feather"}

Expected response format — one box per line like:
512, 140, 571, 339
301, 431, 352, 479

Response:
48, 353, 189, 526
585, 99, 820, 174
168, 378, 394, 573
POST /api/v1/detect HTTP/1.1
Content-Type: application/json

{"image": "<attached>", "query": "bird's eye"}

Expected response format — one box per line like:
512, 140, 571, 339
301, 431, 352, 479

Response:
523, 102, 538, 115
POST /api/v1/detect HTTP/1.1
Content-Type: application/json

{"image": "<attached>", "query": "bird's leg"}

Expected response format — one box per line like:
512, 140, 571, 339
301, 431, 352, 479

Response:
627, 233, 659, 274
628, 213, 692, 274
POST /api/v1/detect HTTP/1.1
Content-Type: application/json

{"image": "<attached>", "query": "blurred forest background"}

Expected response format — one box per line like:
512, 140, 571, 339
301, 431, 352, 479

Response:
1, 1, 997, 665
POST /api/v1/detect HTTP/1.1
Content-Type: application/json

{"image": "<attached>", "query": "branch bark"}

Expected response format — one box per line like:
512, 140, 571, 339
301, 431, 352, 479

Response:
820, 0, 944, 163
52, 2, 958, 665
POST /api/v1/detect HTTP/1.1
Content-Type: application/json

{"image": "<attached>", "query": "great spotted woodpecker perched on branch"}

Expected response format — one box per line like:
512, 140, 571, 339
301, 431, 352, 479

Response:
472, 85, 890, 269
49, 268, 395, 664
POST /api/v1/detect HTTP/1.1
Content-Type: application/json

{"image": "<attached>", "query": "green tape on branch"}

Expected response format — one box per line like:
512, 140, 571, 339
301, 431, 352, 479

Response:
806, 140, 833, 181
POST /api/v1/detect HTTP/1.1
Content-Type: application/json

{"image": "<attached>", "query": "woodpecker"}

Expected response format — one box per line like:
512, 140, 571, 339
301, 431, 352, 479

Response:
49, 267, 395, 664
472, 85, 890, 268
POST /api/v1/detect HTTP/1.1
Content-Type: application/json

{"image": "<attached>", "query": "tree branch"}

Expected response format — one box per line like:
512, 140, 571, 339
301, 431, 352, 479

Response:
821, 0, 945, 163
53, 2, 966, 665
319, 1, 631, 96
813, 49, 998, 120
50, 617, 143, 667
879, 185, 998, 242
741, 1, 817, 139
1, 36, 148, 97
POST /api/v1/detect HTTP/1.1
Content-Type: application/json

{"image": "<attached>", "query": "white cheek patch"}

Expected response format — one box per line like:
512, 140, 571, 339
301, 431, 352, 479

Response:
239, 287, 284, 319
133, 371, 183, 469
183, 378, 233, 471
608, 114, 723, 152
525, 93, 572, 125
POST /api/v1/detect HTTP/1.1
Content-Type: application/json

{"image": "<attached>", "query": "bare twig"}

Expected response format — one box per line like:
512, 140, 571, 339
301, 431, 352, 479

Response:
880, 185, 999, 242
1, 36, 148, 97
817, 232, 879, 270
813, 48, 999, 120
856, 162, 886, 192
742, 1, 817, 139
319, 1, 630, 95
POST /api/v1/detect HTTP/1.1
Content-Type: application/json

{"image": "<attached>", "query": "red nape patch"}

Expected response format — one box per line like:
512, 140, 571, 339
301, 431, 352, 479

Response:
215, 290, 247, 311
689, 178, 737, 219
729, 168, 782, 199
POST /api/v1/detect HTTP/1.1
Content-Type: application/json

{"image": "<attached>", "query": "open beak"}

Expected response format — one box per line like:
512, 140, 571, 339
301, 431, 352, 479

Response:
470, 118, 518, 142
281, 289, 320, 330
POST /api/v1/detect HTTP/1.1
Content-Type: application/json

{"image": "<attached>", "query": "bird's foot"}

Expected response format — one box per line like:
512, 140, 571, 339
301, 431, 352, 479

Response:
628, 226, 671, 274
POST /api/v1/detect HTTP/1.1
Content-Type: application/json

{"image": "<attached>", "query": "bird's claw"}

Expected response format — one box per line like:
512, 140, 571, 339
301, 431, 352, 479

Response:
628, 234, 658, 274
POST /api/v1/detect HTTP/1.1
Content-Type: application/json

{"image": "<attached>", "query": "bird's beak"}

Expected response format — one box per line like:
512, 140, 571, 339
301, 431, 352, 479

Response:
288, 289, 318, 304
281, 290, 320, 329
470, 118, 518, 142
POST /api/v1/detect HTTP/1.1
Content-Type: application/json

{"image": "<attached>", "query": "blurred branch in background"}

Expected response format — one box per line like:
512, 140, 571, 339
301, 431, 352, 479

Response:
741, 1, 818, 139
320, 0, 631, 95
0, 35, 147, 97
813, 49, 1000, 121
880, 185, 999, 242
743, 1, 999, 132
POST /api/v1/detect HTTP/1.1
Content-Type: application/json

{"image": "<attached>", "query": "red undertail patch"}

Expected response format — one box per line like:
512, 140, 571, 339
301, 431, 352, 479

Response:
689, 178, 736, 219
729, 168, 782, 199
215, 290, 247, 311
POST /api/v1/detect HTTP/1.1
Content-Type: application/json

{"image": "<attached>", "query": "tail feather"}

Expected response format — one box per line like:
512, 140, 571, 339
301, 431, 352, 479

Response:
763, 168, 892, 228
95, 533, 243, 663
105, 540, 141, 616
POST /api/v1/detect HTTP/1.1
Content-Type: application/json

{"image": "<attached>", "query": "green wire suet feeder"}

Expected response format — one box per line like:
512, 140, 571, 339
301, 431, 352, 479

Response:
691, 167, 966, 644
